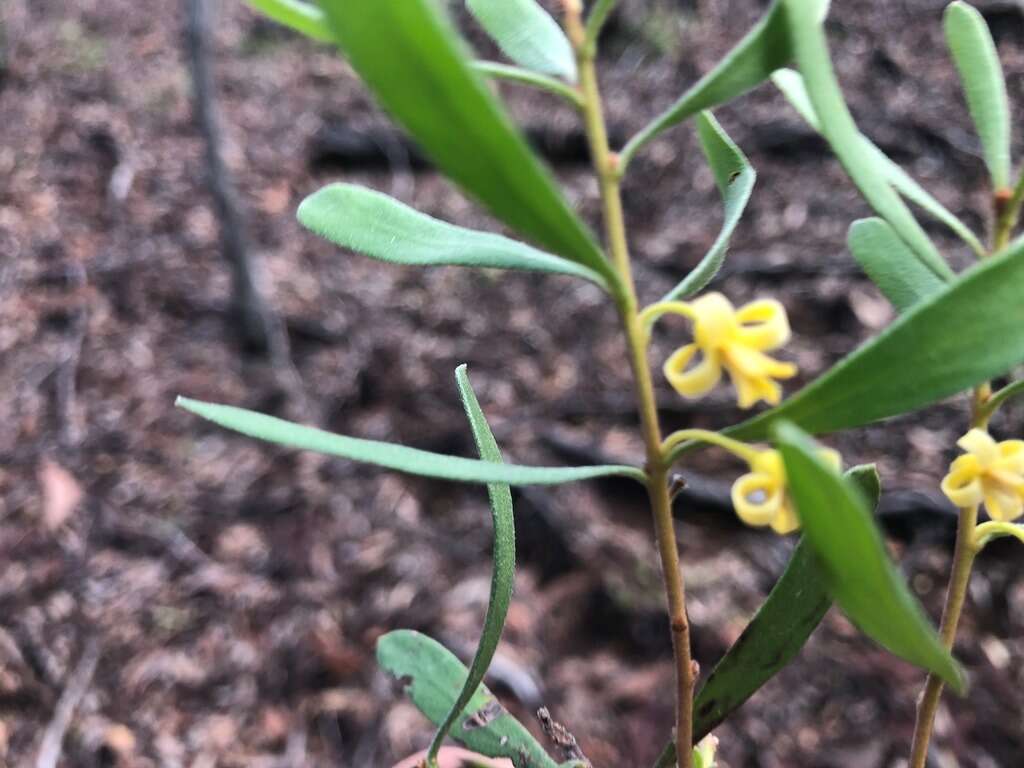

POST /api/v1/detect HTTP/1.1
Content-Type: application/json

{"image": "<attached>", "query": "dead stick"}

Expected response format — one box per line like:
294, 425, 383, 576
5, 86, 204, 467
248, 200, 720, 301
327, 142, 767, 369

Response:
35, 639, 101, 768
537, 708, 591, 767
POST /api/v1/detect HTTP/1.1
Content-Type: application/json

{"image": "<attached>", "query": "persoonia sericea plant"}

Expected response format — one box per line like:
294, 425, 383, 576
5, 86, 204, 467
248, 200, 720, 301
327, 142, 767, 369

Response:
176, 1, 1024, 766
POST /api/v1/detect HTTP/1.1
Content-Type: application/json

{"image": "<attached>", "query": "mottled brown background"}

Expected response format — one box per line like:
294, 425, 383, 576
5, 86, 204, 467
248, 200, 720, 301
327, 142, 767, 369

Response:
1, 0, 1022, 766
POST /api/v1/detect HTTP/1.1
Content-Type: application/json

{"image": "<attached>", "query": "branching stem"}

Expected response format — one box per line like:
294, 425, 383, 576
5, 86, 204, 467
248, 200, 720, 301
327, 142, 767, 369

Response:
566, 4, 695, 765
993, 170, 1024, 251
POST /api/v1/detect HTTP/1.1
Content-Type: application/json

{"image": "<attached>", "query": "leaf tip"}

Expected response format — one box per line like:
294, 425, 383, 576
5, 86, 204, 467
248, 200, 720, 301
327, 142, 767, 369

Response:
949, 661, 969, 696
175, 395, 198, 412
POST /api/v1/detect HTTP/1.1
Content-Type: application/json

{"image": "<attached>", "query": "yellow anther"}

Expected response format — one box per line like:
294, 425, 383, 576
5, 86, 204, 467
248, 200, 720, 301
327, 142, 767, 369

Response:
731, 447, 841, 535
655, 293, 797, 409
941, 429, 1024, 521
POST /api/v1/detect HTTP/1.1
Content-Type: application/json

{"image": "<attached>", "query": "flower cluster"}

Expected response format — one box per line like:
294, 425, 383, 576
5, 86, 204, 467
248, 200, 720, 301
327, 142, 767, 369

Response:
655, 293, 797, 409
941, 428, 1024, 521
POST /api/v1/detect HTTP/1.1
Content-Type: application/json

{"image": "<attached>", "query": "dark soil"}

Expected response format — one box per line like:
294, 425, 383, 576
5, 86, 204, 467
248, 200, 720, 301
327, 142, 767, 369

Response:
1, 0, 1022, 766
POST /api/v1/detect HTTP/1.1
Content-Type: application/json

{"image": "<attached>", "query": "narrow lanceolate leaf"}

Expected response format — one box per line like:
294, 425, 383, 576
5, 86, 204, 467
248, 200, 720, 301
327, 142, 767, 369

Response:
663, 239, 1024, 468
781, 0, 955, 280
619, 0, 829, 171
176, 397, 646, 485
772, 68, 985, 256
848, 218, 946, 312
776, 423, 965, 691
662, 112, 755, 301
428, 366, 517, 762
717, 238, 1024, 446
466, 0, 577, 82
245, 0, 331, 42
297, 184, 607, 288
945, 1, 1011, 189
377, 631, 561, 768
315, 0, 618, 289
691, 465, 881, 740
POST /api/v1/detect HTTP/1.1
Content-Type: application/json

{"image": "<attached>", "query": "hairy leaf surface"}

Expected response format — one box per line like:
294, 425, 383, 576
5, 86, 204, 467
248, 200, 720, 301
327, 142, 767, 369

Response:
466, 0, 577, 81
316, 0, 617, 287
848, 218, 947, 312
298, 184, 607, 287
176, 397, 646, 485
945, 1, 1011, 188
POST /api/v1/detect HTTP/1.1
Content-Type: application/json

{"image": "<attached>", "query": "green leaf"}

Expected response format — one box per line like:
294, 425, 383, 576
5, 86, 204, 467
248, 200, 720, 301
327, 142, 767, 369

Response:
651, 466, 880, 767
772, 68, 985, 257
297, 184, 607, 288
176, 396, 646, 486
377, 631, 561, 768
619, 0, 830, 172
775, 422, 964, 691
466, 0, 577, 82
945, 1, 1011, 189
584, 0, 619, 47
428, 366, 517, 762
471, 61, 585, 108
667, 238, 1024, 463
770, 67, 818, 127
781, 0, 955, 280
315, 0, 618, 290
662, 112, 755, 301
244, 0, 332, 42
847, 218, 947, 312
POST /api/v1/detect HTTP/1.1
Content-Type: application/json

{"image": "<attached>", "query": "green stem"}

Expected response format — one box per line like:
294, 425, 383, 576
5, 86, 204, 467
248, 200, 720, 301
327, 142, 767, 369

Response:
993, 170, 1024, 252
974, 379, 1024, 427
909, 330, 1000, 765
970, 383, 993, 429
974, 520, 1024, 550
470, 61, 585, 109
638, 300, 698, 332
661, 429, 760, 465
565, 4, 695, 765
907, 503, 979, 768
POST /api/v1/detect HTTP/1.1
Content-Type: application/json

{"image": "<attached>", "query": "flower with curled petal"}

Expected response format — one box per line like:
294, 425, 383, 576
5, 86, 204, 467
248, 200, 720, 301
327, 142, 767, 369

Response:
645, 293, 797, 409
731, 446, 842, 534
941, 429, 1024, 521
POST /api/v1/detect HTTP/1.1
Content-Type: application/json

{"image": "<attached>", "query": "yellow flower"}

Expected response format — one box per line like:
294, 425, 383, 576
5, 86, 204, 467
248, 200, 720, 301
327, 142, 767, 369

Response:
941, 429, 1024, 521
659, 293, 797, 409
731, 447, 841, 534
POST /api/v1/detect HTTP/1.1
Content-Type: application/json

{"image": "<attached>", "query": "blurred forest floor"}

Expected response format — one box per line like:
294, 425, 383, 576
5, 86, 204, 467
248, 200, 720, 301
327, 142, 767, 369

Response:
1, 0, 1023, 766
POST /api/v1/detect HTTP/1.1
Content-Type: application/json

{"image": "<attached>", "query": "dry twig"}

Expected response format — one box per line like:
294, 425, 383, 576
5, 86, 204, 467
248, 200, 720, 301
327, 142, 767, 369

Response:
35, 639, 101, 768
536, 707, 591, 767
